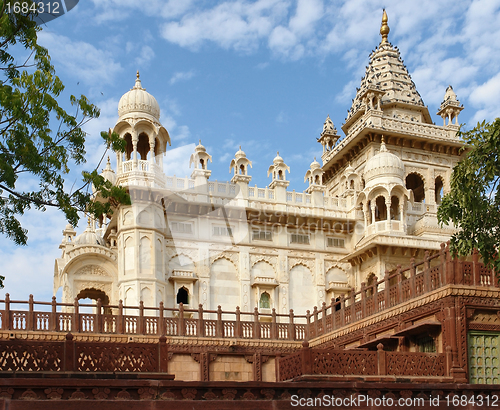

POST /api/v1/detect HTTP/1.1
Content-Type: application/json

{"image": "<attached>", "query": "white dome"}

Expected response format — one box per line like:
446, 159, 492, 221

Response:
74, 224, 105, 246
195, 140, 207, 153
118, 72, 160, 120
273, 151, 284, 164
235, 146, 247, 159
364, 140, 404, 189
310, 158, 321, 170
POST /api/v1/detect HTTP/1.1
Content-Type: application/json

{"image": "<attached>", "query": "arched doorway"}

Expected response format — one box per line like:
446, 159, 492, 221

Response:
77, 288, 111, 314
176, 287, 189, 305
406, 173, 425, 202
375, 196, 387, 221
435, 176, 444, 204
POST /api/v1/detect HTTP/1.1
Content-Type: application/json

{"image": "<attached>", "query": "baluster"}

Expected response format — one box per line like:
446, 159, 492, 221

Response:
424, 251, 431, 292
28, 294, 34, 331
4, 293, 11, 331
117, 300, 124, 334
159, 301, 165, 336
372, 277, 379, 314
96, 298, 102, 333
271, 308, 277, 339
288, 309, 295, 340
473, 249, 480, 286
73, 297, 80, 333
396, 265, 402, 304
306, 310, 311, 341
217, 305, 223, 338
331, 298, 336, 329
235, 306, 242, 338
445, 241, 456, 284
384, 272, 390, 308
253, 307, 260, 339
138, 301, 144, 335
410, 258, 416, 296
178, 303, 184, 336
321, 302, 327, 335
50, 296, 57, 331
313, 306, 318, 336
440, 243, 447, 287
198, 304, 204, 337
349, 288, 355, 324
340, 295, 345, 327
361, 282, 366, 318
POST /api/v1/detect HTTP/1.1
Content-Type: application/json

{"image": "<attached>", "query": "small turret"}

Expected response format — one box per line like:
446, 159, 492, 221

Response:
304, 158, 325, 196
318, 115, 340, 153
267, 152, 290, 189
229, 146, 252, 184
437, 85, 463, 127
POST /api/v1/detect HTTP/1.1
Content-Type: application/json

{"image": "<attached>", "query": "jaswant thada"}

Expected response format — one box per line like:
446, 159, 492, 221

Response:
53, 10, 462, 317
2, 12, 500, 403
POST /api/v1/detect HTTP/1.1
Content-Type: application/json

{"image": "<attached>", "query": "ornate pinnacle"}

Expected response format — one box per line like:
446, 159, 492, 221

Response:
380, 9, 390, 44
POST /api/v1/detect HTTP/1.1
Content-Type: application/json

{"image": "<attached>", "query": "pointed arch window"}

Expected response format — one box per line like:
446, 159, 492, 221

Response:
259, 292, 270, 309
176, 287, 189, 305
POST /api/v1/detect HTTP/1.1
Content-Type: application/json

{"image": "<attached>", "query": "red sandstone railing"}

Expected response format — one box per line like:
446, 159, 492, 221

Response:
278, 342, 451, 381
305, 244, 496, 340
0, 244, 495, 342
0, 296, 307, 341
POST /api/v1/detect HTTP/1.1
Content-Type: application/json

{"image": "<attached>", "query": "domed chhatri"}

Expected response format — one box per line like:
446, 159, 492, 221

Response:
273, 151, 284, 164
73, 219, 105, 246
310, 157, 321, 170
235, 146, 247, 159
118, 71, 161, 120
363, 137, 405, 189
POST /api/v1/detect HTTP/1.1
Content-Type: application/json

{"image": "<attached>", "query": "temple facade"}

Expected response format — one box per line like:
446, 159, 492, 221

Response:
54, 11, 465, 317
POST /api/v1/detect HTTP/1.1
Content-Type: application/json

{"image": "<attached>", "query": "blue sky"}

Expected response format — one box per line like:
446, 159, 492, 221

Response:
1, 0, 500, 302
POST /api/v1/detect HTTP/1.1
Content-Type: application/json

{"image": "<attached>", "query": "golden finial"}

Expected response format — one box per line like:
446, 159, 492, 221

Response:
380, 9, 390, 44
133, 70, 143, 89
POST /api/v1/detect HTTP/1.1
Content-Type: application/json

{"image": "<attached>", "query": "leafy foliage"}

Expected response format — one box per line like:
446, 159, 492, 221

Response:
0, 1, 130, 285
438, 118, 500, 273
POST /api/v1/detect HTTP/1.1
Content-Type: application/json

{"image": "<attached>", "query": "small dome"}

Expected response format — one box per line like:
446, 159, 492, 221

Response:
310, 157, 321, 170
74, 222, 105, 246
273, 151, 284, 164
344, 162, 355, 175
195, 140, 206, 152
118, 71, 160, 120
235, 146, 246, 159
100, 157, 116, 184
364, 139, 404, 189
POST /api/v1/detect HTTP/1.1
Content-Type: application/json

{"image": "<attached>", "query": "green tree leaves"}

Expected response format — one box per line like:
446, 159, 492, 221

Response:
0, 1, 129, 287
438, 118, 500, 273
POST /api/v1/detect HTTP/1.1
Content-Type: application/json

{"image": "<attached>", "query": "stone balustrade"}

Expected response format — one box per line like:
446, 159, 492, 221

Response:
305, 243, 496, 341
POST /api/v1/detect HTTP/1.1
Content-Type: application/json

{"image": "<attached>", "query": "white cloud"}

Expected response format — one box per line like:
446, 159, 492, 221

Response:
161, 0, 289, 52
163, 143, 196, 177
469, 72, 500, 123
170, 70, 196, 85
276, 110, 288, 123
38, 32, 122, 90
137, 45, 155, 66
162, 115, 190, 141
89, 0, 195, 22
